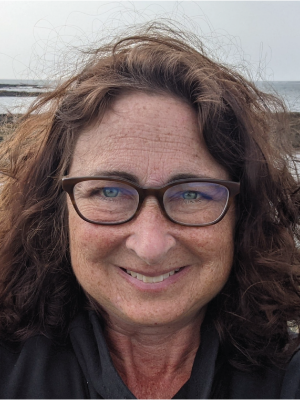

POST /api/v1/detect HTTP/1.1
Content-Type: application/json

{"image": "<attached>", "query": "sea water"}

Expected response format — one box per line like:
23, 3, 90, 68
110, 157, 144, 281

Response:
0, 79, 51, 114
255, 81, 300, 113
0, 79, 300, 114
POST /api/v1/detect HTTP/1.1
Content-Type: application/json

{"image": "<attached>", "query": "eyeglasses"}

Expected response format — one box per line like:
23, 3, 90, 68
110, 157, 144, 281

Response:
61, 176, 240, 227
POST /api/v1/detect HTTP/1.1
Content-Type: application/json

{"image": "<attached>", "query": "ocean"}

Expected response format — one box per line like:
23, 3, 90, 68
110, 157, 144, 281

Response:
0, 79, 300, 114
0, 79, 51, 114
255, 81, 300, 113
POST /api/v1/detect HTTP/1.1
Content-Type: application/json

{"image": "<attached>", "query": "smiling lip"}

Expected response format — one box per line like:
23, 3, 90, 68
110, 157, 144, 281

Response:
120, 266, 186, 284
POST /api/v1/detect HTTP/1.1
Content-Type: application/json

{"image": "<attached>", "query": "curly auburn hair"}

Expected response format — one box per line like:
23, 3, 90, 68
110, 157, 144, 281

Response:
0, 23, 299, 369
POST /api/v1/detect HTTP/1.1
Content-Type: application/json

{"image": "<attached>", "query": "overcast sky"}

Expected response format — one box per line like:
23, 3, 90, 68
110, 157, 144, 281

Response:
0, 1, 299, 81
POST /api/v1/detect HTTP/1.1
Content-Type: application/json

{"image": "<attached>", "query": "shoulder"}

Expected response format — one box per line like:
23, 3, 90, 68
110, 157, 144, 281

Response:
221, 349, 300, 399
280, 347, 300, 398
0, 334, 88, 398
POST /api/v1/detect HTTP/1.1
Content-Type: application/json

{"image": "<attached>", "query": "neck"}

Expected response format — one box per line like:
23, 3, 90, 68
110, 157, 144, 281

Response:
104, 311, 204, 399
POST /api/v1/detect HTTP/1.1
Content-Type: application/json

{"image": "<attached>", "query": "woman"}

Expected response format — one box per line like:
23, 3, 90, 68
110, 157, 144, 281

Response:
0, 23, 300, 398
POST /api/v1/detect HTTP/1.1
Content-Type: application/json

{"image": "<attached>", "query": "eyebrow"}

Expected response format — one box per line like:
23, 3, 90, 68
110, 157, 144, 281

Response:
89, 170, 212, 185
90, 170, 140, 183
168, 173, 209, 182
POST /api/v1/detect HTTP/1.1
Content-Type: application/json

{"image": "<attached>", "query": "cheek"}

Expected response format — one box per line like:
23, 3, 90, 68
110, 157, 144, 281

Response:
186, 215, 235, 283
68, 202, 117, 255
68, 208, 120, 285
68, 219, 116, 299
188, 221, 234, 259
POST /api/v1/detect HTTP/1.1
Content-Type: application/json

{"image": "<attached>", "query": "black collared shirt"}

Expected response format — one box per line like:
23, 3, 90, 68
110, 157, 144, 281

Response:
0, 310, 300, 398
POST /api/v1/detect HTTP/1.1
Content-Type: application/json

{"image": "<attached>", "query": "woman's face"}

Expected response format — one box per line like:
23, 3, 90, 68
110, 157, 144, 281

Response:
68, 92, 235, 330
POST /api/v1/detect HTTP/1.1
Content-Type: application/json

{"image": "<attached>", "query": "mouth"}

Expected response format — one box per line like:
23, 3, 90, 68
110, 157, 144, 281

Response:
121, 267, 184, 284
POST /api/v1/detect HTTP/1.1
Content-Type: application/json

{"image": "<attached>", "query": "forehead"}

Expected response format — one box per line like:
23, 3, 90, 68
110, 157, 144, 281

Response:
69, 92, 228, 185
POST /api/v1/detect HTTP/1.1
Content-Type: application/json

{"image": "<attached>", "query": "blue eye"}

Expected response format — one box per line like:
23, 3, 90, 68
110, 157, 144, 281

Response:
182, 191, 198, 200
181, 191, 213, 201
103, 188, 119, 197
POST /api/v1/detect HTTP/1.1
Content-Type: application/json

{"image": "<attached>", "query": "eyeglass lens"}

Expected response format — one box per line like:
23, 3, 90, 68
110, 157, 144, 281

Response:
164, 182, 228, 225
73, 179, 230, 225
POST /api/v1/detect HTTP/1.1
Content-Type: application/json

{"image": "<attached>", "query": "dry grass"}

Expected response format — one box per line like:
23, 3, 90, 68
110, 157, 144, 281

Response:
290, 113, 300, 148
0, 114, 21, 140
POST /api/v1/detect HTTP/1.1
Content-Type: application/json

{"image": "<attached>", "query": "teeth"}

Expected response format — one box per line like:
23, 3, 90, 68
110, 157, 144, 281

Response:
127, 270, 137, 278
136, 273, 143, 281
153, 275, 164, 283
143, 275, 153, 283
125, 268, 181, 283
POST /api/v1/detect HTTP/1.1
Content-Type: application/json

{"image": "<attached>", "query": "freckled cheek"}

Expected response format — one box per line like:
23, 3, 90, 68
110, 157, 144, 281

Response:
184, 218, 235, 284
194, 233, 234, 300
68, 209, 121, 264
69, 227, 118, 265
189, 226, 234, 257
68, 220, 116, 293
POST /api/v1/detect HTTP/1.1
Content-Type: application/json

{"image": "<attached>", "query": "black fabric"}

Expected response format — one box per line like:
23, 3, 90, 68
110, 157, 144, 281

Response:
0, 309, 299, 398
69, 311, 134, 399
173, 318, 219, 398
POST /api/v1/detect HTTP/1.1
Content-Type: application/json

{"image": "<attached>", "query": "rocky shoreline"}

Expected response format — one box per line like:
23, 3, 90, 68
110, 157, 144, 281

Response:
0, 90, 44, 97
285, 112, 300, 148
0, 83, 45, 98
0, 112, 300, 147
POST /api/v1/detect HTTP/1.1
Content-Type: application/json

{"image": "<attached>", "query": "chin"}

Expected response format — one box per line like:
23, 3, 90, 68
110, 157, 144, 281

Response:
98, 299, 207, 331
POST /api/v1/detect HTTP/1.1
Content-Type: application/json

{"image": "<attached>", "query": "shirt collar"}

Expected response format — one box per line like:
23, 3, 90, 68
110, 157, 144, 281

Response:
69, 310, 220, 399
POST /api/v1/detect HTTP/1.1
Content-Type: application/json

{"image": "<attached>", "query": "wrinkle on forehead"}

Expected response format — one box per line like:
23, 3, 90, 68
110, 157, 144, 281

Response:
70, 93, 228, 185
80, 93, 200, 143
79, 135, 202, 156
76, 119, 203, 162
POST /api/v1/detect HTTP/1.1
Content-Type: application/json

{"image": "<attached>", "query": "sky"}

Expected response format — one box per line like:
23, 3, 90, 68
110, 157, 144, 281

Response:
0, 1, 299, 81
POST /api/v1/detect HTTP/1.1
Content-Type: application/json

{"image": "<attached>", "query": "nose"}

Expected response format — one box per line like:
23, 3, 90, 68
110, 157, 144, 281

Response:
125, 198, 176, 265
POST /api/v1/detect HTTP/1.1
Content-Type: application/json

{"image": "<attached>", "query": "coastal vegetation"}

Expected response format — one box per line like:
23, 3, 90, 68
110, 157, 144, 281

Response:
290, 113, 300, 148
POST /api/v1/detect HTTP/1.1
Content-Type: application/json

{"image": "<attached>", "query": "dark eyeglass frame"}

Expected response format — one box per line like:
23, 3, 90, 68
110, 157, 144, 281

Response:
61, 176, 240, 227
